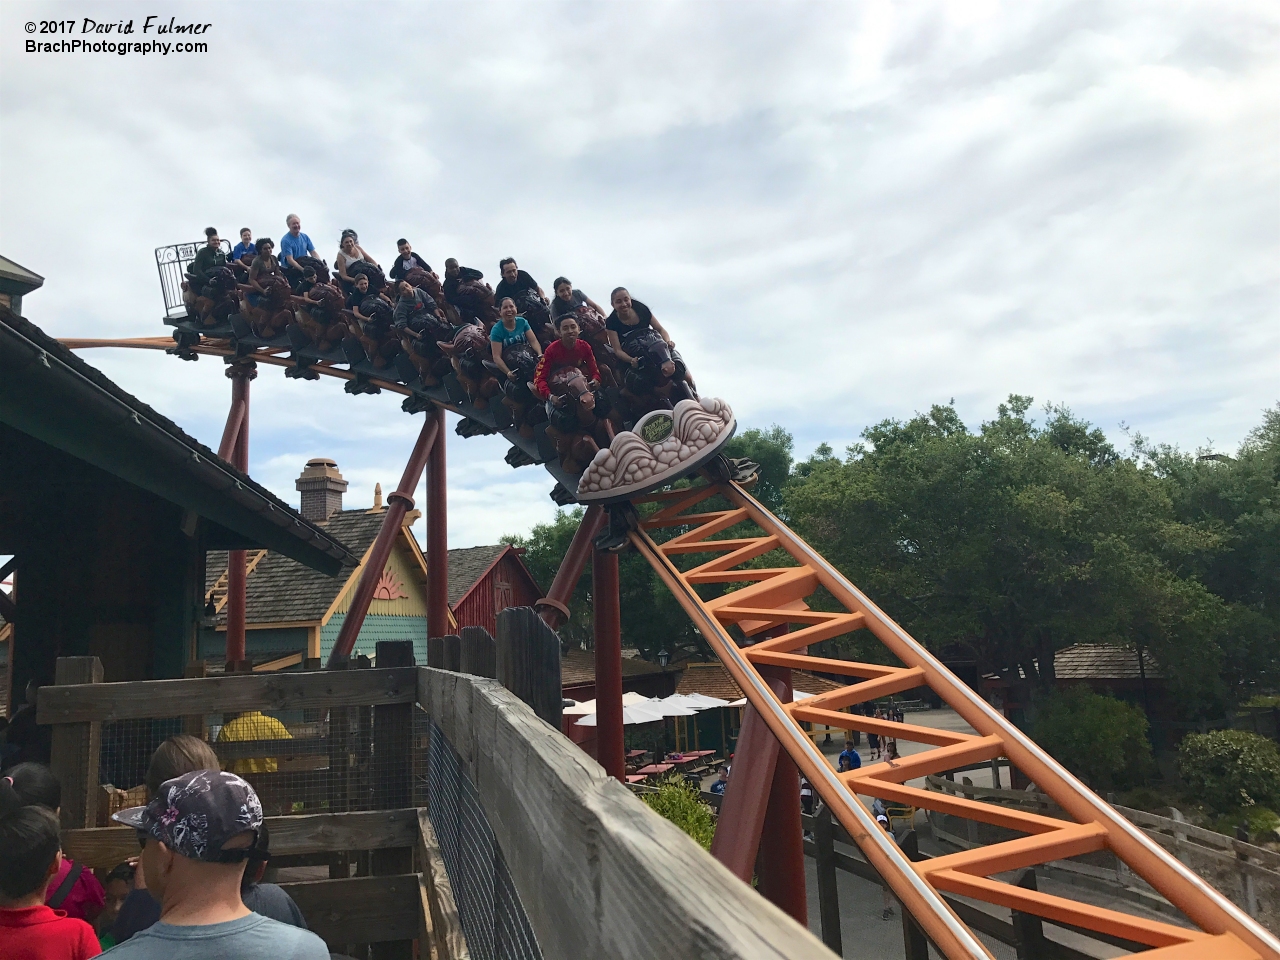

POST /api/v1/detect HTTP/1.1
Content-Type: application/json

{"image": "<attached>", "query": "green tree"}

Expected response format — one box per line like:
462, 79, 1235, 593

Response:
1178, 730, 1280, 814
783, 396, 1231, 713
1032, 687, 1152, 789
723, 424, 793, 516
640, 776, 716, 850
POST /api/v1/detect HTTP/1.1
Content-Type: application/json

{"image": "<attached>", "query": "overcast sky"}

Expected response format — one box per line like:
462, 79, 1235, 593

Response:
2, 1, 1276, 548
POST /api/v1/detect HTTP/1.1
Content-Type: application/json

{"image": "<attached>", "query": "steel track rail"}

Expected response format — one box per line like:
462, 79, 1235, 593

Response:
629, 480, 1279, 960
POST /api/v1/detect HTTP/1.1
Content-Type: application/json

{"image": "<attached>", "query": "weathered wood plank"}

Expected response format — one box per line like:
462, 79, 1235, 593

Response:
417, 809, 470, 960
49, 657, 103, 829
63, 808, 419, 869
495, 606, 562, 729
37, 667, 417, 723
458, 626, 497, 679
280, 874, 420, 946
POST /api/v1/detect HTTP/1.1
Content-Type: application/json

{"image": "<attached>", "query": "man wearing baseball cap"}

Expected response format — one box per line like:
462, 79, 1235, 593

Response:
104, 770, 327, 959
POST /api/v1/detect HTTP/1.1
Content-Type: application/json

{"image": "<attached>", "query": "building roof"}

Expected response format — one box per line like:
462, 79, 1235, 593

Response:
446, 544, 508, 606
0, 255, 44, 297
1052, 643, 1162, 681
675, 661, 844, 701
0, 309, 356, 574
561, 647, 670, 687
208, 515, 530, 626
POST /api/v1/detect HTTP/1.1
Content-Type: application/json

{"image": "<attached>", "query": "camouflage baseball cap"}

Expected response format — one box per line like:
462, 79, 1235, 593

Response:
113, 769, 263, 863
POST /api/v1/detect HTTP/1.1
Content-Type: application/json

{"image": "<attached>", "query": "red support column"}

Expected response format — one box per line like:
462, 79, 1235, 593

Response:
327, 412, 440, 667
221, 363, 255, 670
426, 407, 449, 640
592, 545, 624, 781
535, 504, 605, 629
709, 679, 785, 880
756, 663, 807, 925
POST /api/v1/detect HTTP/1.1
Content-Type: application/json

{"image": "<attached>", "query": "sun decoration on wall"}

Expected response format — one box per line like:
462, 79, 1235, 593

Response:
373, 567, 408, 601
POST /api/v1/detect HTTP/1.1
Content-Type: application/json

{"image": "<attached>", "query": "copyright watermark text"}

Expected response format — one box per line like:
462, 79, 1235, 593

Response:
24, 16, 212, 56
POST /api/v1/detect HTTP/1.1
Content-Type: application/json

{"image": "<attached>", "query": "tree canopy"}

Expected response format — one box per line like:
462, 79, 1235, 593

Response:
504, 399, 1278, 718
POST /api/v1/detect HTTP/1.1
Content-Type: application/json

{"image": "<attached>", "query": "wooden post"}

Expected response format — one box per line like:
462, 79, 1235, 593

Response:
901, 908, 930, 960
427, 635, 444, 669
495, 606, 562, 729
813, 804, 843, 955
962, 777, 978, 846
372, 641, 414, 960
441, 634, 461, 673
1012, 869, 1047, 959
182, 660, 208, 741
459, 625, 497, 678
48, 657, 103, 829
991, 757, 1003, 790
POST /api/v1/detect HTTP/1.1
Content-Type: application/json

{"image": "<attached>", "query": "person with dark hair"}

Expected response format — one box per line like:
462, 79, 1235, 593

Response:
0, 778, 101, 960
532, 312, 599, 401
187, 228, 226, 288
493, 258, 545, 306
112, 736, 220, 945
442, 259, 486, 309
389, 239, 431, 281
334, 230, 378, 287
230, 228, 256, 264
604, 287, 675, 367
489, 297, 542, 380
95, 864, 134, 951
105, 771, 327, 958
3, 763, 106, 925
549, 277, 605, 322
394, 280, 445, 333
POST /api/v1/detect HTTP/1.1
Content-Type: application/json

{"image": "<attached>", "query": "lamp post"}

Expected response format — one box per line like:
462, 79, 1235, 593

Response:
657, 648, 670, 667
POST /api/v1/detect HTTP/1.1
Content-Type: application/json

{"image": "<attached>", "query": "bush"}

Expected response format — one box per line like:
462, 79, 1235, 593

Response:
1032, 687, 1152, 789
640, 777, 715, 851
1178, 729, 1280, 813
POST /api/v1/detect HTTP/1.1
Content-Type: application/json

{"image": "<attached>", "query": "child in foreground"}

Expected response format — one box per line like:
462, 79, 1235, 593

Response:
0, 776, 100, 959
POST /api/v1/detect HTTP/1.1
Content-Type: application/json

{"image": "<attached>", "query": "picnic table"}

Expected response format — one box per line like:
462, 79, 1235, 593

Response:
626, 749, 649, 760
625, 774, 647, 784
635, 763, 674, 776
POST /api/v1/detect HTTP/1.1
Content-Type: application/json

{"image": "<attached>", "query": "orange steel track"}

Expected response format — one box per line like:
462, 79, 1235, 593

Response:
629, 480, 1280, 960
66, 337, 1280, 959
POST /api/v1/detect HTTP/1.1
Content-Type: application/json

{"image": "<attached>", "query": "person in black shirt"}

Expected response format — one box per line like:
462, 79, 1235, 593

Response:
442, 259, 485, 306
549, 277, 605, 321
389, 239, 433, 281
493, 257, 544, 306
344, 272, 371, 311
188, 228, 227, 287
605, 287, 676, 366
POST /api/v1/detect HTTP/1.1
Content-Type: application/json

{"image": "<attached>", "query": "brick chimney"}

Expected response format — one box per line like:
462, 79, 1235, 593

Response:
295, 458, 348, 522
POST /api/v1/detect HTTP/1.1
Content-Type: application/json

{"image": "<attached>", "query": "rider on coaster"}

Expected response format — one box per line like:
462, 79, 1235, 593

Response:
605, 287, 676, 366
533, 312, 599, 403
550, 277, 605, 321
490, 297, 543, 380
493, 257, 545, 306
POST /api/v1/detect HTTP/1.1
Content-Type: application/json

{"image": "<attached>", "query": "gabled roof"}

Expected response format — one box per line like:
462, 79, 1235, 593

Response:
561, 647, 670, 687
0, 309, 356, 575
675, 662, 843, 701
1053, 643, 1162, 680
207, 516, 531, 626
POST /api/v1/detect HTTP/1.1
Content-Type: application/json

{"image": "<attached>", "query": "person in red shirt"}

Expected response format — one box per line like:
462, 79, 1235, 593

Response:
533, 312, 600, 400
0, 777, 100, 960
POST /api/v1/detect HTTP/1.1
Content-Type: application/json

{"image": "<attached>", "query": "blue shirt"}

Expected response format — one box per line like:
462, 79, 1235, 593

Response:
489, 316, 532, 348
709, 779, 727, 795
231, 241, 256, 261
838, 748, 861, 771
279, 232, 315, 263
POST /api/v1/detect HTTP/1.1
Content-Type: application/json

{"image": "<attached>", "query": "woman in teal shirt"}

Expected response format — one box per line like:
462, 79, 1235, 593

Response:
489, 297, 543, 380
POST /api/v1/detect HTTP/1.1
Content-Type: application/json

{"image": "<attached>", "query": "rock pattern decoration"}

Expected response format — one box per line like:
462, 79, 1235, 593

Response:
577, 397, 735, 500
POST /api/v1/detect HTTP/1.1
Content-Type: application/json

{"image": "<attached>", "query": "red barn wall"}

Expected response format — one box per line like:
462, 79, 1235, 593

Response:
451, 551, 542, 637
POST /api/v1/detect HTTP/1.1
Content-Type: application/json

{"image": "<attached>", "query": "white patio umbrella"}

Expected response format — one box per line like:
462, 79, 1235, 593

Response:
644, 698, 698, 717
574, 703, 668, 726
665, 693, 731, 710
726, 690, 817, 708
564, 691, 655, 715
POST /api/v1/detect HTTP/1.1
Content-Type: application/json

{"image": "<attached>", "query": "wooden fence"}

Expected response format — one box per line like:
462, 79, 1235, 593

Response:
38, 648, 832, 960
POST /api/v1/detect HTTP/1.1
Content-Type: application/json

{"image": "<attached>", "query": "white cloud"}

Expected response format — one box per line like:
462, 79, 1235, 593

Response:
2, 0, 1276, 539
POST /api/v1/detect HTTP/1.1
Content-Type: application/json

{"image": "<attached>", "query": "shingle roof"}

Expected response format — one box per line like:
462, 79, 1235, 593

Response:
446, 544, 507, 606
675, 662, 844, 701
207, 517, 518, 625
1052, 644, 1162, 680
560, 647, 669, 687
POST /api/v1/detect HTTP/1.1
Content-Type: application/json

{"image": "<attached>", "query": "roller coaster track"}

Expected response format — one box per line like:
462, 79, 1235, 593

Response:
65, 335, 1280, 960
